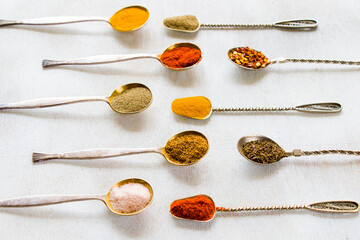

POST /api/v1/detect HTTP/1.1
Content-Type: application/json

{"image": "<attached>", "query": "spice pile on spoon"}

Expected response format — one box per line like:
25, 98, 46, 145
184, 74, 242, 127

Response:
0, 178, 153, 216
171, 96, 341, 120
0, 83, 152, 114
42, 42, 202, 71
0, 5, 150, 32
229, 46, 360, 70
163, 15, 318, 33
33, 130, 209, 166
238, 135, 360, 165
170, 195, 359, 222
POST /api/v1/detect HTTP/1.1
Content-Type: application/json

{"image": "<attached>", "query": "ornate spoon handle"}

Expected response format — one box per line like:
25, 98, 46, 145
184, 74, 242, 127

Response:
0, 16, 108, 26
200, 19, 317, 29
0, 195, 104, 207
0, 96, 107, 110
273, 57, 360, 65
42, 54, 159, 67
32, 147, 160, 162
212, 103, 341, 113
216, 201, 359, 213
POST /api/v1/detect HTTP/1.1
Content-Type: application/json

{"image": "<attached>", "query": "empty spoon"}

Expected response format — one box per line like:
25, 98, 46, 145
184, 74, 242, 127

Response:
238, 135, 360, 165
33, 130, 209, 166
0, 178, 153, 216
0, 83, 152, 114
0, 5, 149, 32
228, 46, 360, 70
170, 194, 359, 222
171, 96, 341, 120
163, 15, 317, 33
42, 42, 202, 71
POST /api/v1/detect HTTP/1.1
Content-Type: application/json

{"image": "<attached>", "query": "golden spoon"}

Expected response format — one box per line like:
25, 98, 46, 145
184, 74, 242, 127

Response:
170, 195, 359, 222
42, 42, 202, 71
163, 15, 317, 33
0, 5, 149, 32
0, 83, 152, 114
228, 46, 360, 70
33, 130, 209, 166
238, 135, 360, 165
171, 96, 341, 120
0, 178, 153, 216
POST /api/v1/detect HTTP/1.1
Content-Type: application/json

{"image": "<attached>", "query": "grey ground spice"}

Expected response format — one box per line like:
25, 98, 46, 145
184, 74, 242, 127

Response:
242, 140, 286, 164
110, 87, 152, 113
163, 15, 200, 31
165, 133, 208, 164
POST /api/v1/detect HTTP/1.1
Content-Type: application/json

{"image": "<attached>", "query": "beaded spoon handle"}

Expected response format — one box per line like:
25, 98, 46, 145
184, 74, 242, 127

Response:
271, 57, 360, 66
201, 19, 318, 29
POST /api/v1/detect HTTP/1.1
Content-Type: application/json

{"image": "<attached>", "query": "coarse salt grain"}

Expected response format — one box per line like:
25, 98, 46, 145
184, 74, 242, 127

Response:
109, 182, 151, 213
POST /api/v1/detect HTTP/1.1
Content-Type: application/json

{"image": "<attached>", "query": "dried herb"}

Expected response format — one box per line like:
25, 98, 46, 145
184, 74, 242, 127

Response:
163, 15, 200, 31
242, 140, 286, 164
110, 87, 152, 113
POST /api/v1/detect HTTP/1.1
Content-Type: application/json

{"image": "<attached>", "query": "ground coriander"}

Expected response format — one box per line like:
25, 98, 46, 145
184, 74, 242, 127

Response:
110, 86, 152, 113
163, 15, 200, 31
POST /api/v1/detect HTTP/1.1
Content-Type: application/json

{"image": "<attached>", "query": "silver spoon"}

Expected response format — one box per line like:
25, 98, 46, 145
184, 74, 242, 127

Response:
172, 96, 342, 120
163, 15, 317, 33
42, 42, 202, 71
170, 195, 359, 222
238, 135, 360, 165
0, 178, 153, 216
228, 46, 360, 70
32, 130, 209, 166
0, 5, 149, 32
0, 83, 152, 114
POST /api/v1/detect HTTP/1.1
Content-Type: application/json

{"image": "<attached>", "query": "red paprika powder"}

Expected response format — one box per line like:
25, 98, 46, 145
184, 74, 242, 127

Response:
170, 195, 215, 221
160, 46, 201, 69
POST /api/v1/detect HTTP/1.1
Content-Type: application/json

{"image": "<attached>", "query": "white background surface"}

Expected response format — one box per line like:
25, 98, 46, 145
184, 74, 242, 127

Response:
1, 0, 360, 239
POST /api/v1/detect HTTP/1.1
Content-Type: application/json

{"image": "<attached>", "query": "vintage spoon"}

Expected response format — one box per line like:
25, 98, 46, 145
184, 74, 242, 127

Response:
228, 46, 360, 70
171, 96, 341, 120
0, 178, 153, 216
163, 15, 317, 33
0, 83, 152, 114
0, 5, 149, 32
238, 135, 360, 165
42, 42, 202, 71
33, 130, 208, 166
170, 195, 359, 222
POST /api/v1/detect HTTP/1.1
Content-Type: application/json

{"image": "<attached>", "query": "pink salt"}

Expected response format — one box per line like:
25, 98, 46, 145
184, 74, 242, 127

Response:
109, 182, 151, 213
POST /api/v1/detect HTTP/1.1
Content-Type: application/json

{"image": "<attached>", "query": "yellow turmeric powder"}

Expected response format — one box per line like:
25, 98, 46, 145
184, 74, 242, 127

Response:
171, 96, 212, 119
110, 6, 149, 32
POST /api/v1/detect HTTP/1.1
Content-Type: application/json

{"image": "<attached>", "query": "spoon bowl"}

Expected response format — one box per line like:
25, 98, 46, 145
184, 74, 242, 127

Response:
227, 47, 269, 70
109, 5, 150, 32
105, 178, 153, 216
237, 135, 286, 164
163, 15, 201, 33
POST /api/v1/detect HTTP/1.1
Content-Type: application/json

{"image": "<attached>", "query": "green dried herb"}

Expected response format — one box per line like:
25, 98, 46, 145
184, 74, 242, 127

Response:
242, 140, 286, 164
163, 15, 200, 31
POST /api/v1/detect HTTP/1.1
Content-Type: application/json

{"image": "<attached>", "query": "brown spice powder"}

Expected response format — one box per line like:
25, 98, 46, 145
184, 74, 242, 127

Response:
110, 87, 152, 113
242, 140, 286, 164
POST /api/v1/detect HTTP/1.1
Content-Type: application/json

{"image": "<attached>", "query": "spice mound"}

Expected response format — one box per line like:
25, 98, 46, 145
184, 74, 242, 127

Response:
229, 47, 270, 69
109, 182, 151, 214
165, 132, 208, 164
242, 139, 286, 164
110, 6, 149, 32
170, 195, 215, 221
172, 96, 211, 119
110, 86, 152, 113
163, 15, 200, 32
160, 46, 201, 69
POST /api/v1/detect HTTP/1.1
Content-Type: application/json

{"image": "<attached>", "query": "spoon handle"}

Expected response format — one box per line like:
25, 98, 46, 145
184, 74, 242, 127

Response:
42, 54, 159, 67
200, 19, 317, 29
212, 107, 295, 112
0, 194, 105, 207
216, 201, 359, 213
32, 147, 159, 162
0, 16, 108, 26
0, 96, 108, 110
300, 150, 360, 156
295, 103, 342, 113
273, 57, 360, 65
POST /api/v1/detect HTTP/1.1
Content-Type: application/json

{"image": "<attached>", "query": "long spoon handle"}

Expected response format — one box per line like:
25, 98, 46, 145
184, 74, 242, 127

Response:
273, 57, 360, 65
212, 103, 341, 113
300, 150, 360, 156
42, 54, 159, 67
200, 19, 317, 29
216, 201, 359, 213
32, 147, 160, 162
0, 194, 105, 207
0, 96, 108, 110
0, 16, 109, 26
